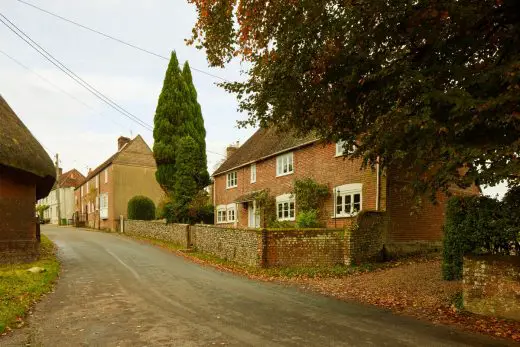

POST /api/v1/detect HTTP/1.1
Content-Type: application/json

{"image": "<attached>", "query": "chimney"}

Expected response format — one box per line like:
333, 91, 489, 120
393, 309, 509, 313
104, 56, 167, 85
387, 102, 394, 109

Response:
226, 141, 240, 159
59, 167, 63, 176
118, 136, 131, 150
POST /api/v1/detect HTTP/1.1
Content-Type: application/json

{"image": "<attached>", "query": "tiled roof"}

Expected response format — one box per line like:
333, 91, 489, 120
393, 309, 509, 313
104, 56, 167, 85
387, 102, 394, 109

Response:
213, 127, 319, 176
57, 169, 85, 188
75, 136, 138, 188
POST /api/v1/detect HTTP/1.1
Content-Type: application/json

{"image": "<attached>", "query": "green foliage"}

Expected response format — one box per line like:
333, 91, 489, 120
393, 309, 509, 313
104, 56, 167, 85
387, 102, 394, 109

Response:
155, 195, 171, 220
442, 196, 519, 280
293, 178, 329, 212
35, 204, 49, 219
188, 190, 214, 224
296, 209, 321, 228
267, 220, 295, 228
255, 189, 276, 227
188, 0, 520, 198
153, 52, 209, 194
127, 196, 156, 221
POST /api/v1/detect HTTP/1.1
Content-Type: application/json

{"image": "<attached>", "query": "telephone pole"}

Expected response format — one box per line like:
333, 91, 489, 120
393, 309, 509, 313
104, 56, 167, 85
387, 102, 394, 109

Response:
55, 153, 62, 225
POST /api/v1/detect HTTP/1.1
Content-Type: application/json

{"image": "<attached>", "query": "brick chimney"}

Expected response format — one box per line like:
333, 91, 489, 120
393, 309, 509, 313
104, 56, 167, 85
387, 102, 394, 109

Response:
59, 167, 63, 176
118, 136, 131, 150
226, 141, 240, 159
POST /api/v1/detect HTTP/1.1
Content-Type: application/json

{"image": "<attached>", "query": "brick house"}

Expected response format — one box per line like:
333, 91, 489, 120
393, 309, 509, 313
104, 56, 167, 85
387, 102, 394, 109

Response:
74, 135, 164, 231
212, 127, 479, 251
38, 168, 85, 224
0, 95, 56, 263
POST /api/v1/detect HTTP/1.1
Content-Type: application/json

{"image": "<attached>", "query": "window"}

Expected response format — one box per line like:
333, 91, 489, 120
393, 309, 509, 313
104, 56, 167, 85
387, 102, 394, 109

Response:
86, 181, 89, 192
104, 169, 108, 183
336, 140, 356, 156
100, 193, 108, 219
276, 194, 295, 221
96, 175, 99, 189
226, 171, 237, 188
81, 185, 83, 195
276, 152, 294, 176
334, 183, 362, 217
216, 205, 227, 223
250, 164, 256, 183
227, 203, 236, 222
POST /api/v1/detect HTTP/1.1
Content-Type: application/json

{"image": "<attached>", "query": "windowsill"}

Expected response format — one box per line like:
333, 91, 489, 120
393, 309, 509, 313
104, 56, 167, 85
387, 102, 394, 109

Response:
251, 181, 256, 184
277, 218, 295, 222
331, 213, 359, 219
226, 186, 237, 190
276, 171, 294, 178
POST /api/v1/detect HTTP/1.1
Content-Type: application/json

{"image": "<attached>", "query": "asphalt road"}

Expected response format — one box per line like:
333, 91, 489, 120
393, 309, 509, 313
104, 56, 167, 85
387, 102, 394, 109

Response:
2, 226, 510, 346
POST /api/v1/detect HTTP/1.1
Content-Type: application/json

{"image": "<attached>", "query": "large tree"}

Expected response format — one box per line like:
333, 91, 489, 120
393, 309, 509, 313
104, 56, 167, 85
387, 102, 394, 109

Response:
171, 136, 199, 223
187, 0, 520, 197
153, 52, 210, 195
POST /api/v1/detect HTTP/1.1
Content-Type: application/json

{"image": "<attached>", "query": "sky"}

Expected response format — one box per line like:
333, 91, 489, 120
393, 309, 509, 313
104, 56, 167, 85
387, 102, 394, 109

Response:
0, 0, 508, 198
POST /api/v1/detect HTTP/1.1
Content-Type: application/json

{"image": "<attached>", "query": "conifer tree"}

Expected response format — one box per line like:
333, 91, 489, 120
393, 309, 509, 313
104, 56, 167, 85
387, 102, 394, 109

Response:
153, 52, 210, 196
171, 136, 199, 223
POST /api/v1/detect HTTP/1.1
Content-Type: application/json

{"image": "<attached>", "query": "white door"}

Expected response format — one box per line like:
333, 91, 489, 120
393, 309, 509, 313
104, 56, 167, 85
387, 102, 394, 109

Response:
248, 202, 260, 228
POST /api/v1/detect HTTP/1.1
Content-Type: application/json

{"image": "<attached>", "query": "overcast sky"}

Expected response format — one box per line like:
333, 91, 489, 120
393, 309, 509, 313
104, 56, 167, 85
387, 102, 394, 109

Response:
0, 0, 508, 198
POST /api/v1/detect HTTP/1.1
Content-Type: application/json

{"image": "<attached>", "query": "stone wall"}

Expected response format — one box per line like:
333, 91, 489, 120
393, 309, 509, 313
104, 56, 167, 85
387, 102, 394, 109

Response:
345, 211, 385, 265
124, 219, 189, 248
463, 255, 520, 321
191, 225, 262, 267
264, 229, 344, 267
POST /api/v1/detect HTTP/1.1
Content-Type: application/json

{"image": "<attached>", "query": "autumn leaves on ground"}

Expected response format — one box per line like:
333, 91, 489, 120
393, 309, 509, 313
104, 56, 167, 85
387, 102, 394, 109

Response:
0, 236, 59, 335
136, 235, 520, 344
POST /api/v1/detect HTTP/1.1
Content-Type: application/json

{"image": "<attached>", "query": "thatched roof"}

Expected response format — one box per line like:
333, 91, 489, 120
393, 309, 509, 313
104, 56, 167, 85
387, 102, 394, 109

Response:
0, 95, 56, 198
213, 127, 318, 176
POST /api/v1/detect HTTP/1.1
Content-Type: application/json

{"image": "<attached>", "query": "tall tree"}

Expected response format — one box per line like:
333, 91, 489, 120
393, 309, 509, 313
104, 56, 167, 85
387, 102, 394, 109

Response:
187, 0, 520, 197
153, 52, 210, 195
171, 136, 199, 223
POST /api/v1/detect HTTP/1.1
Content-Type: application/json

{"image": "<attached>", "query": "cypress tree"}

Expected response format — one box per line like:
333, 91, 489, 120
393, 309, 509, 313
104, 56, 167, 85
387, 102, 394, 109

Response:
153, 52, 210, 195
171, 136, 199, 223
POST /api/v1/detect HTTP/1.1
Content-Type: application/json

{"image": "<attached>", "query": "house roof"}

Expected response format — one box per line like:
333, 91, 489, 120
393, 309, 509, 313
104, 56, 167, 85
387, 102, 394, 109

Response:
56, 169, 85, 189
213, 127, 319, 176
75, 135, 147, 188
0, 95, 56, 198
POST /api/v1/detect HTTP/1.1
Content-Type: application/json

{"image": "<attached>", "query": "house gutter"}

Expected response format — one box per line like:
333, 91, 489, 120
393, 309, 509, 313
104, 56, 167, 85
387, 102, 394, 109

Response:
376, 158, 380, 211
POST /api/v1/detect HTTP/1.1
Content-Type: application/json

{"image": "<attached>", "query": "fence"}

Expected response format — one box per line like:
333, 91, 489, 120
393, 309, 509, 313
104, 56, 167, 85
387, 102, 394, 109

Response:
122, 211, 386, 268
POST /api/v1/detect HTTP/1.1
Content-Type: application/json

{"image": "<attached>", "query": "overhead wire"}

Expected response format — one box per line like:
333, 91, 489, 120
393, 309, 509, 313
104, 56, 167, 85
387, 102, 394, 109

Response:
14, 0, 229, 82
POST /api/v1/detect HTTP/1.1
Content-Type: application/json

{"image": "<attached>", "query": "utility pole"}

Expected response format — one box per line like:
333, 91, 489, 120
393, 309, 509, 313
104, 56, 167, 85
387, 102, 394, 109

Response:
55, 153, 62, 225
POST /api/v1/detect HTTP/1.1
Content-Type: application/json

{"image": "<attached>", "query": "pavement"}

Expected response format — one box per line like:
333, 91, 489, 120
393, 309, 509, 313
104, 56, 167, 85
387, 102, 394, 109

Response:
2, 225, 511, 346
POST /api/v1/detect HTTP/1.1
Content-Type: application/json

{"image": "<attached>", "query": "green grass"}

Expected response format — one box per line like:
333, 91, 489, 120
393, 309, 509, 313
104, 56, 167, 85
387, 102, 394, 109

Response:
0, 235, 60, 334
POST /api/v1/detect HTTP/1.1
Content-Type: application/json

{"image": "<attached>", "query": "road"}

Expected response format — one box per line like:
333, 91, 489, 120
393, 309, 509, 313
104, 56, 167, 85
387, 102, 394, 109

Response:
2, 226, 509, 346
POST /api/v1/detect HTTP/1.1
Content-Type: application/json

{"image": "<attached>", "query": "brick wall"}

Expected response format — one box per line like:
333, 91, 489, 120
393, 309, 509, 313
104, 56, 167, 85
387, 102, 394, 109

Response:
124, 219, 189, 248
214, 142, 380, 229
345, 211, 385, 265
463, 255, 520, 321
264, 228, 344, 267
0, 166, 39, 263
191, 225, 262, 267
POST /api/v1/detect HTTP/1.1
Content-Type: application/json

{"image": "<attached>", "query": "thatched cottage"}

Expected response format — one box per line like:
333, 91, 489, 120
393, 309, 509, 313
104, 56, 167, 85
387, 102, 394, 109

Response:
0, 95, 56, 263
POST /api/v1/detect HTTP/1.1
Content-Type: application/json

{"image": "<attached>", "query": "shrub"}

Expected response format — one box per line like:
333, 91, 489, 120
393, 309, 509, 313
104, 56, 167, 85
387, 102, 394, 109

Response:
127, 196, 156, 220
293, 178, 329, 212
296, 209, 321, 228
442, 195, 516, 280
155, 196, 171, 220
268, 220, 295, 228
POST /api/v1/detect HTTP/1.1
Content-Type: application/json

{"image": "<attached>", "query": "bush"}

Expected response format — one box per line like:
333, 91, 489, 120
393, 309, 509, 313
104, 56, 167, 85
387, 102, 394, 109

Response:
155, 196, 171, 220
293, 178, 329, 212
296, 209, 321, 228
442, 195, 517, 280
127, 196, 156, 220
268, 220, 295, 228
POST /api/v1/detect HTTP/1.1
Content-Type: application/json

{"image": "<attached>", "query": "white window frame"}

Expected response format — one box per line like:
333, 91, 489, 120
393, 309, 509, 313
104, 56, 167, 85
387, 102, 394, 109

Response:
100, 193, 109, 219
216, 205, 227, 224
276, 152, 294, 177
81, 185, 83, 196
104, 169, 108, 183
86, 181, 89, 192
276, 194, 296, 221
96, 175, 99, 189
226, 171, 237, 189
250, 163, 256, 183
226, 203, 236, 222
335, 140, 357, 157
334, 183, 362, 217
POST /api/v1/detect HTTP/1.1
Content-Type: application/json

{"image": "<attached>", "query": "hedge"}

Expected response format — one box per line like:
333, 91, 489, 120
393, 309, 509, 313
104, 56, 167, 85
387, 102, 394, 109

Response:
127, 196, 156, 221
442, 192, 519, 280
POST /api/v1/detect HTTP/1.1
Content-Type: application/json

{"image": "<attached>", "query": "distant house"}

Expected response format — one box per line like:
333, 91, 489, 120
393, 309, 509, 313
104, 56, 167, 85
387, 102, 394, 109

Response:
0, 95, 56, 263
212, 127, 479, 252
37, 168, 85, 224
74, 135, 164, 231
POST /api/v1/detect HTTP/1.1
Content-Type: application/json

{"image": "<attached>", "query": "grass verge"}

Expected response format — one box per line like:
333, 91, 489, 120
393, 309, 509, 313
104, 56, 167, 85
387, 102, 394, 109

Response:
0, 235, 60, 334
